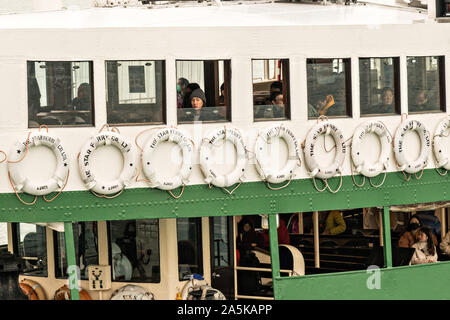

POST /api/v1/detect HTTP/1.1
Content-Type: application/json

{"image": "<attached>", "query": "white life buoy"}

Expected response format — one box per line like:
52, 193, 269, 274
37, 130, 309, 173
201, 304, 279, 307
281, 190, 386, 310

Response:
110, 285, 154, 300
433, 116, 450, 170
303, 121, 346, 180
78, 131, 135, 195
351, 121, 391, 178
393, 119, 431, 174
199, 127, 247, 188
255, 125, 301, 184
8, 132, 69, 196
141, 128, 194, 191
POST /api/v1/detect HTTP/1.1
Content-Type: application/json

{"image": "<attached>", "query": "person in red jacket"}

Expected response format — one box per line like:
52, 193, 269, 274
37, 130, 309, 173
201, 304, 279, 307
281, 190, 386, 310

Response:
261, 218, 290, 248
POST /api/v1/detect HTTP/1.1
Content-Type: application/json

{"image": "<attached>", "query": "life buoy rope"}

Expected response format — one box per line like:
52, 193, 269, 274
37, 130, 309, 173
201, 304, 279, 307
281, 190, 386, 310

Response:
255, 124, 301, 190
200, 126, 247, 194
433, 116, 450, 176
303, 118, 346, 193
7, 127, 69, 203
393, 117, 431, 179
78, 125, 136, 196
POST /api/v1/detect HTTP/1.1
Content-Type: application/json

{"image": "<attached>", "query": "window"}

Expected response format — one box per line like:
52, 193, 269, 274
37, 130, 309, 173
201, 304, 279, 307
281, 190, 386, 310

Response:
27, 61, 94, 127
106, 60, 165, 125
407, 56, 446, 113
14, 223, 47, 276
177, 218, 203, 280
176, 60, 231, 123
307, 58, 352, 118
360, 57, 400, 115
54, 222, 98, 279
109, 220, 160, 283
252, 59, 290, 121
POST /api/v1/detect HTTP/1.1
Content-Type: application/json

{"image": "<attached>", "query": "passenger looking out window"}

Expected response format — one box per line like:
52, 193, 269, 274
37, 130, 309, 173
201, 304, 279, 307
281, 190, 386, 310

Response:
176, 60, 231, 123
27, 61, 94, 127
252, 59, 290, 121
407, 56, 445, 113
359, 57, 399, 115
307, 58, 351, 118
410, 227, 438, 265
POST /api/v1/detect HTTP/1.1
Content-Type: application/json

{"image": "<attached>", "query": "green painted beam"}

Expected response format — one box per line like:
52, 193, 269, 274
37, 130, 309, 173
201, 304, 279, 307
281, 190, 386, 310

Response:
274, 261, 450, 299
268, 214, 280, 299
382, 206, 393, 268
0, 169, 448, 223
64, 222, 80, 301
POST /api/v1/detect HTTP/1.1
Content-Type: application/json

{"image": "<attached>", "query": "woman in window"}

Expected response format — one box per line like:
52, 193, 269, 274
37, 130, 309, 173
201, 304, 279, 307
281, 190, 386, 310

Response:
410, 227, 438, 265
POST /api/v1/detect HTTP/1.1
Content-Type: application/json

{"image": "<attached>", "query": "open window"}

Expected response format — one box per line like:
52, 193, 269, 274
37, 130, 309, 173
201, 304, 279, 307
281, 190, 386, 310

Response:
106, 60, 166, 125
360, 57, 400, 116
27, 61, 94, 127
307, 58, 352, 118
176, 60, 231, 123
54, 222, 98, 280
407, 56, 446, 113
252, 59, 290, 121
108, 219, 161, 283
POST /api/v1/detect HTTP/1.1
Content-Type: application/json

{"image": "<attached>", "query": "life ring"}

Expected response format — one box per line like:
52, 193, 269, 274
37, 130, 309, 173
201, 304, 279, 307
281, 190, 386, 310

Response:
78, 131, 135, 195
199, 127, 247, 188
351, 120, 391, 178
141, 128, 194, 190
303, 121, 346, 180
393, 119, 431, 174
54, 284, 92, 300
433, 116, 450, 170
110, 285, 154, 300
20, 279, 46, 300
255, 124, 301, 185
8, 132, 69, 196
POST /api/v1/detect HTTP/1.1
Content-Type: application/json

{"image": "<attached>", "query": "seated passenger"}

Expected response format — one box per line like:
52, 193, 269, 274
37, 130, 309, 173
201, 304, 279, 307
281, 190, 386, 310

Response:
219, 83, 225, 106
410, 227, 438, 265
315, 94, 336, 116
236, 216, 262, 254
320, 210, 346, 235
414, 211, 441, 241
177, 77, 189, 108
439, 231, 450, 257
182, 83, 200, 108
409, 89, 430, 112
369, 87, 394, 114
399, 215, 438, 248
72, 83, 91, 111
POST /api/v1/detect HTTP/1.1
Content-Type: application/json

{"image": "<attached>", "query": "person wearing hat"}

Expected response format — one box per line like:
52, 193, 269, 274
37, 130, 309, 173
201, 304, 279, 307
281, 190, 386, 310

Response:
189, 88, 208, 121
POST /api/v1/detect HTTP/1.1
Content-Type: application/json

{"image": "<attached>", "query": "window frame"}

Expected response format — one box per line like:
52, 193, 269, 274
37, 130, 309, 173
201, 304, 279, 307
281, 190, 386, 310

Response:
306, 57, 353, 119
359, 56, 401, 117
27, 60, 95, 128
107, 219, 161, 284
407, 55, 446, 114
105, 60, 167, 126
175, 59, 232, 124
251, 58, 291, 122
177, 217, 204, 281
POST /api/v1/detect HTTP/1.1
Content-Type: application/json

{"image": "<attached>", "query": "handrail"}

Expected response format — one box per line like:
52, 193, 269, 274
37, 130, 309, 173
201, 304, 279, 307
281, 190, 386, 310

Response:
236, 266, 293, 276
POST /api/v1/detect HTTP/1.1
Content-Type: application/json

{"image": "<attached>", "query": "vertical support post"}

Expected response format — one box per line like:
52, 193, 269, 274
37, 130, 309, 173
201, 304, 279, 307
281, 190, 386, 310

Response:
268, 214, 280, 299
64, 222, 80, 301
233, 216, 238, 300
298, 212, 303, 234
379, 209, 383, 247
313, 211, 320, 268
441, 207, 446, 238
381, 207, 392, 268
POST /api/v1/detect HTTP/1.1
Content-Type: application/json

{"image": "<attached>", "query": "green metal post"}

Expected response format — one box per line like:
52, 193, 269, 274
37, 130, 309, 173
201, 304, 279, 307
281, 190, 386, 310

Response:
64, 222, 80, 300
268, 214, 280, 299
382, 206, 393, 268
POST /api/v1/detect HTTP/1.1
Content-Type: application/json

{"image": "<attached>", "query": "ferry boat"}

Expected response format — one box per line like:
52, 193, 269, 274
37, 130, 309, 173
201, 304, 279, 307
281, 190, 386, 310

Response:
0, 0, 450, 300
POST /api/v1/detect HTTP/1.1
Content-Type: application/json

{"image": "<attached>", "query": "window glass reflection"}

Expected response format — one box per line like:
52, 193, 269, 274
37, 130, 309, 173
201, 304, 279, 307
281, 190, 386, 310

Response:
16, 223, 47, 276
177, 218, 203, 280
